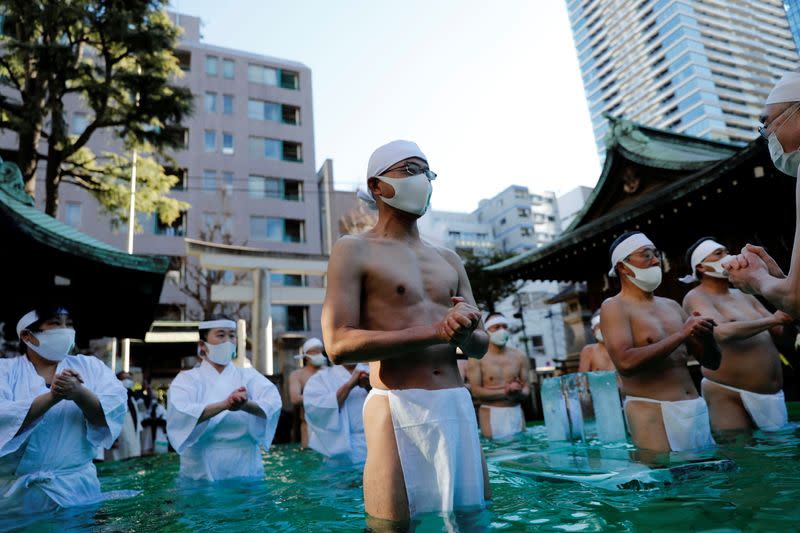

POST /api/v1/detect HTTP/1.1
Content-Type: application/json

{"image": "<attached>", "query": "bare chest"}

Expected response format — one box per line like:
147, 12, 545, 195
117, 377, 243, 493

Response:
627, 301, 684, 347
362, 244, 459, 308
481, 355, 521, 384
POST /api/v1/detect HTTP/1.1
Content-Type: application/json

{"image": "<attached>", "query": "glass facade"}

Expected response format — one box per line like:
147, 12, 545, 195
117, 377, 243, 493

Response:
786, 1, 800, 54
567, 0, 799, 159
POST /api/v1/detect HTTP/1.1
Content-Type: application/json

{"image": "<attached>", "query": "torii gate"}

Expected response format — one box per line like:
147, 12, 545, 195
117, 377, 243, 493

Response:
185, 238, 328, 375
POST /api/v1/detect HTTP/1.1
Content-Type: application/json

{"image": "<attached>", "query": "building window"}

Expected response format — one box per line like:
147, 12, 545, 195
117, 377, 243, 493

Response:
202, 211, 216, 230
222, 94, 234, 115
165, 167, 188, 191
64, 202, 81, 227
204, 92, 217, 113
203, 170, 216, 192
176, 49, 191, 72
222, 172, 234, 189
205, 55, 218, 76
204, 130, 216, 152
283, 141, 302, 162
248, 175, 303, 201
282, 105, 300, 125
272, 305, 309, 332
271, 273, 305, 286
249, 216, 304, 242
517, 207, 530, 217
247, 64, 278, 85
531, 335, 545, 354
520, 227, 532, 237
154, 212, 186, 236
222, 58, 235, 79
514, 188, 528, 199
248, 99, 299, 124
222, 132, 234, 154
280, 70, 299, 90
71, 112, 89, 135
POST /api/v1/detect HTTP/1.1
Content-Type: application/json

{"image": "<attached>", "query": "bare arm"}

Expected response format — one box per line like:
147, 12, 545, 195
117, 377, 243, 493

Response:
676, 302, 722, 370
726, 244, 800, 316
448, 251, 490, 359
241, 401, 266, 418
683, 292, 781, 343
72, 386, 108, 428
517, 353, 531, 398
16, 391, 61, 435
466, 358, 508, 402
336, 371, 360, 408
578, 346, 593, 373
322, 238, 469, 364
288, 372, 303, 408
601, 299, 691, 376
198, 401, 228, 423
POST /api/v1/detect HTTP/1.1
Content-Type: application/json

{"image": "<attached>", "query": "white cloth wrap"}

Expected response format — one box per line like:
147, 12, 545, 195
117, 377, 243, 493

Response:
590, 315, 600, 329
766, 71, 800, 105
166, 360, 282, 481
624, 396, 715, 451
358, 140, 428, 210
679, 239, 724, 284
198, 319, 236, 330
608, 233, 654, 277
484, 316, 509, 329
15, 311, 38, 337
301, 337, 324, 356
702, 378, 789, 431
303, 365, 367, 464
0, 354, 126, 512
364, 387, 485, 517
485, 405, 525, 439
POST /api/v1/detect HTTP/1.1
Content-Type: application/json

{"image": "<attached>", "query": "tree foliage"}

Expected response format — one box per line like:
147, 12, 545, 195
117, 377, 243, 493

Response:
461, 249, 519, 313
0, 0, 193, 222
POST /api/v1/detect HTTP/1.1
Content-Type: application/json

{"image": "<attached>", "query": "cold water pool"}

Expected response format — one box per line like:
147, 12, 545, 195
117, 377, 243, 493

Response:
6, 423, 800, 532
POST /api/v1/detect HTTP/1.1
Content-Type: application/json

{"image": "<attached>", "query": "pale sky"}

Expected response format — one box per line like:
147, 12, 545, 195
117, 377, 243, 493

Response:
175, 0, 601, 212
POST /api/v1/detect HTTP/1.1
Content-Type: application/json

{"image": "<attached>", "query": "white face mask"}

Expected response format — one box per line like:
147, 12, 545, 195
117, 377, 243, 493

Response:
204, 341, 236, 366
308, 354, 326, 367
622, 262, 662, 293
768, 132, 800, 178
25, 328, 76, 362
122, 378, 134, 390
375, 172, 433, 216
489, 329, 510, 347
594, 328, 604, 343
700, 257, 730, 279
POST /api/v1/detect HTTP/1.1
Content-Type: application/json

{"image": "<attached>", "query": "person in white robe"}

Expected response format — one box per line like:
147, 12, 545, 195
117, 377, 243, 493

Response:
108, 371, 142, 461
166, 317, 282, 481
0, 307, 127, 514
303, 363, 370, 464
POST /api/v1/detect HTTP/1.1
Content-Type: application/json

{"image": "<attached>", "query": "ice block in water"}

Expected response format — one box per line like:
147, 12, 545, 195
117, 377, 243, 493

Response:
541, 376, 569, 441
587, 371, 627, 442
562, 374, 585, 442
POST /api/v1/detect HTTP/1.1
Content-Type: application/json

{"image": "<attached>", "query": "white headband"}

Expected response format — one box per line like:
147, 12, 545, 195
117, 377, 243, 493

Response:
16, 310, 39, 337
485, 315, 509, 329
199, 319, 236, 330
358, 140, 428, 210
301, 337, 324, 355
608, 233, 654, 277
590, 315, 600, 329
678, 239, 725, 284
766, 71, 800, 105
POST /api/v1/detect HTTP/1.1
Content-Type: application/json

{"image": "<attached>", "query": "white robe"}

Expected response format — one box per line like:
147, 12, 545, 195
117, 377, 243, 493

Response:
166, 360, 282, 481
109, 402, 142, 461
303, 365, 368, 464
0, 354, 127, 513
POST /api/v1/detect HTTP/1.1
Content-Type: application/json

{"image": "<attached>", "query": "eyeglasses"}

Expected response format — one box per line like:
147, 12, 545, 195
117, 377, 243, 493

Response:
759, 102, 800, 140
383, 162, 437, 180
626, 248, 662, 262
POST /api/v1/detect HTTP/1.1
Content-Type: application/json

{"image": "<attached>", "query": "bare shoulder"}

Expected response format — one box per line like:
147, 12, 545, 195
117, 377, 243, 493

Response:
331, 234, 369, 256
429, 241, 462, 266
656, 296, 685, 315
510, 347, 527, 361
682, 287, 707, 308
600, 296, 624, 315
288, 368, 302, 382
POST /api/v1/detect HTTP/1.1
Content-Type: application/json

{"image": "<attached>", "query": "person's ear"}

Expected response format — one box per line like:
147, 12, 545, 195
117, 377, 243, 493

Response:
696, 263, 710, 274
367, 177, 382, 197
617, 263, 632, 278
197, 341, 207, 356
21, 330, 38, 346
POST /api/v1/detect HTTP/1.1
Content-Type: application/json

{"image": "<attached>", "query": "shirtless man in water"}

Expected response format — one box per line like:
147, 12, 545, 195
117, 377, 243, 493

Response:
681, 238, 792, 432
288, 338, 326, 447
578, 311, 615, 372
467, 313, 529, 439
322, 140, 490, 524
600, 231, 722, 452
